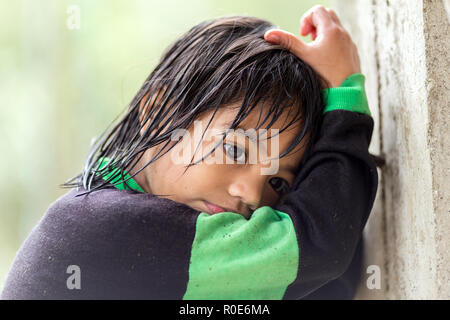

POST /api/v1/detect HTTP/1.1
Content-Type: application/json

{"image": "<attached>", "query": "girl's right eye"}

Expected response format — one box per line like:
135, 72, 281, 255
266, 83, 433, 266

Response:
223, 143, 246, 163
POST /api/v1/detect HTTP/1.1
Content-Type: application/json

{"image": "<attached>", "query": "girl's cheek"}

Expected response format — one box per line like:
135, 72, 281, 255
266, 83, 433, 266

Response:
260, 186, 280, 208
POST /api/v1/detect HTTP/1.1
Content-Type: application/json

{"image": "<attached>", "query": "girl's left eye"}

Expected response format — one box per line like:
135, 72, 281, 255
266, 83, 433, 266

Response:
223, 143, 246, 163
269, 177, 290, 195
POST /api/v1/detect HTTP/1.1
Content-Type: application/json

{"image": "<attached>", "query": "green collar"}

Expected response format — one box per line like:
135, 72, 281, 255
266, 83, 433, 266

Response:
96, 157, 145, 193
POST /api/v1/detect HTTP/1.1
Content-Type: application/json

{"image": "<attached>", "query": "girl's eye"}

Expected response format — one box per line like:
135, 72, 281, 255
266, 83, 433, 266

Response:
223, 143, 246, 163
269, 177, 290, 195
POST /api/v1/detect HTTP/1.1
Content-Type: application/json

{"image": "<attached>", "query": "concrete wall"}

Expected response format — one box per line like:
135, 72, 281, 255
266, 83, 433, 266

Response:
333, 0, 449, 299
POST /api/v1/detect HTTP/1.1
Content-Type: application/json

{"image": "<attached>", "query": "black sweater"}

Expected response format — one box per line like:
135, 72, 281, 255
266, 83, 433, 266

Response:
1, 74, 378, 300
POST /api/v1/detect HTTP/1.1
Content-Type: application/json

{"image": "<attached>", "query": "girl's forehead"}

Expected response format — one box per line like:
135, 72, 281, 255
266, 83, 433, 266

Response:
196, 103, 303, 134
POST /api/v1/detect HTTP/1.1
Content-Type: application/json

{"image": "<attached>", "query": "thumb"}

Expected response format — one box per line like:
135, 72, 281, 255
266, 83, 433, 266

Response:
264, 29, 309, 59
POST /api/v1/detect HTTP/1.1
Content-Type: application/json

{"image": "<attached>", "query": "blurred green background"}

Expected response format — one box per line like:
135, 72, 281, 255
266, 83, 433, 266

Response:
0, 0, 329, 291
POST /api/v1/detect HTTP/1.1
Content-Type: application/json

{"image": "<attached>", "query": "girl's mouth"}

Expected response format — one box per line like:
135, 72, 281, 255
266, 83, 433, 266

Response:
204, 201, 228, 214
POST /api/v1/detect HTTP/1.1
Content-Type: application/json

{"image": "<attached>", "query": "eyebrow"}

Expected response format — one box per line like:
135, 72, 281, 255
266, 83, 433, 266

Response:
220, 122, 271, 143
281, 162, 298, 175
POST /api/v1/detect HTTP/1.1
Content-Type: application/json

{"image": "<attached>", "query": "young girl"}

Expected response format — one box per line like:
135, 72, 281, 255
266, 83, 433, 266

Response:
1, 7, 378, 300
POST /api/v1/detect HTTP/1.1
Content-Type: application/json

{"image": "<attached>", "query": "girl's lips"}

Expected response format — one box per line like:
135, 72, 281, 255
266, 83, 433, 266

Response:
204, 201, 227, 214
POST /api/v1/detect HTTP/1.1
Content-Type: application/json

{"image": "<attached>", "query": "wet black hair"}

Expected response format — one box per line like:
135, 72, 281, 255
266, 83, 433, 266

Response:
61, 15, 328, 195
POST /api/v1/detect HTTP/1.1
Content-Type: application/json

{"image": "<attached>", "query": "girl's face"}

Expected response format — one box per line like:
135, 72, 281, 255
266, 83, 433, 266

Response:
130, 102, 308, 219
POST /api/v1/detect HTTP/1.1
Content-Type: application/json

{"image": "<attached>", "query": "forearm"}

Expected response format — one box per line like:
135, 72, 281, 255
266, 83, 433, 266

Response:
275, 73, 378, 298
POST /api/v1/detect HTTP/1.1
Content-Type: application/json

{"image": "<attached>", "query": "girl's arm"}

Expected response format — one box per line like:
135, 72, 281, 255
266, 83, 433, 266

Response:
275, 73, 376, 298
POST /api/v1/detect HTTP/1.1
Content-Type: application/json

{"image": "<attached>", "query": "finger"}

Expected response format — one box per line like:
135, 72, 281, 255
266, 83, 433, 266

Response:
311, 29, 317, 41
299, 11, 314, 36
300, 7, 316, 36
326, 8, 342, 26
300, 5, 334, 36
264, 29, 308, 59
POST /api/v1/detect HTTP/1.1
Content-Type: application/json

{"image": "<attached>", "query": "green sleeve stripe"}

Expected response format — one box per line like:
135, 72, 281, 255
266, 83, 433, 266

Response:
322, 73, 372, 116
96, 157, 145, 193
183, 206, 299, 300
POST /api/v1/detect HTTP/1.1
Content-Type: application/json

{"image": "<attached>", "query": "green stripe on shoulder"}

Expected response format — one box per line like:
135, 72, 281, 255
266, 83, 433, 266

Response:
96, 157, 145, 193
183, 206, 299, 300
322, 73, 372, 116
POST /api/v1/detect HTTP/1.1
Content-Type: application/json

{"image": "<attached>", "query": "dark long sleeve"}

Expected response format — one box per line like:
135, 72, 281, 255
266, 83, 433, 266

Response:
279, 73, 377, 299
279, 109, 377, 299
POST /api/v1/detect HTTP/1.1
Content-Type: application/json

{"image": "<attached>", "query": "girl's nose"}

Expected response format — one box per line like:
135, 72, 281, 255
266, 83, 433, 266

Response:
227, 172, 266, 211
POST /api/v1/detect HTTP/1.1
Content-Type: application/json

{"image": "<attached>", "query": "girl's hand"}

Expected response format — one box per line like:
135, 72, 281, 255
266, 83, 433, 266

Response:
264, 5, 361, 88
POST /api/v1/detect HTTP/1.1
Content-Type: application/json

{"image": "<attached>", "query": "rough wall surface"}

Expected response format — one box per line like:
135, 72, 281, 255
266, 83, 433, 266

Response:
333, 0, 449, 299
